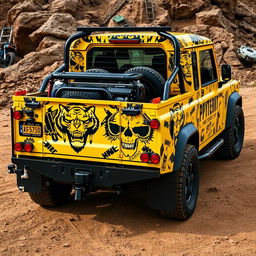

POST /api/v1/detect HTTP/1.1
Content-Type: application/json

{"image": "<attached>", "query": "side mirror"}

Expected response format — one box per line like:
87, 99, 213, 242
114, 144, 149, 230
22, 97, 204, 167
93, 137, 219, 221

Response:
221, 64, 232, 82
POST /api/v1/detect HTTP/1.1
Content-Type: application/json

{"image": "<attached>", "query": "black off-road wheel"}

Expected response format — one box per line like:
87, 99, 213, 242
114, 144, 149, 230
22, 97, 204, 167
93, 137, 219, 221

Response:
125, 66, 165, 102
218, 105, 244, 159
29, 177, 72, 207
160, 144, 200, 220
3, 52, 16, 68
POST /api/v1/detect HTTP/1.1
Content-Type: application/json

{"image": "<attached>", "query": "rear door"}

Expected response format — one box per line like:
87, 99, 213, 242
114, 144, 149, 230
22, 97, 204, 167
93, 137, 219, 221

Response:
43, 101, 160, 163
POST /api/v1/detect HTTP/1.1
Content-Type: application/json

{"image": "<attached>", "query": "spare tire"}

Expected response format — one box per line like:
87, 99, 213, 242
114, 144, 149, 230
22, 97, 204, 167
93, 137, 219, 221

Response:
237, 46, 256, 66
58, 90, 102, 99
86, 68, 109, 73
58, 68, 109, 99
125, 67, 165, 102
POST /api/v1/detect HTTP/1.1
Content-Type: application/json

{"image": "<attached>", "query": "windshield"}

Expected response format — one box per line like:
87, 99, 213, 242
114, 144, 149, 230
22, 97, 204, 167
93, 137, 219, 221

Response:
87, 47, 167, 78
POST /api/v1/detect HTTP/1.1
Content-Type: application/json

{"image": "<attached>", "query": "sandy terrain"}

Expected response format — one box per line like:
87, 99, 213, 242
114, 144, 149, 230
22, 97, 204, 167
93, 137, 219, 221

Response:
0, 87, 255, 256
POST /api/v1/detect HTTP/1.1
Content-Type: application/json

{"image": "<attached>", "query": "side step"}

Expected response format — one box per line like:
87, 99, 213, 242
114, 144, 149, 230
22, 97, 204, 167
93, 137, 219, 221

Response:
198, 138, 224, 160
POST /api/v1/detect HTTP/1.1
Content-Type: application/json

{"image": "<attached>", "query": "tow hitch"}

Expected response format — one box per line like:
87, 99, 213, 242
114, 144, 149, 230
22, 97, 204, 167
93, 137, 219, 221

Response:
7, 164, 29, 179
74, 171, 91, 201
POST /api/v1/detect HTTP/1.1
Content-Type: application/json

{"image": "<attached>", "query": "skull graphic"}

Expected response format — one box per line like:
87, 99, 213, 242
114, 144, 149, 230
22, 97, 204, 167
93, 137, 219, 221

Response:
102, 109, 154, 157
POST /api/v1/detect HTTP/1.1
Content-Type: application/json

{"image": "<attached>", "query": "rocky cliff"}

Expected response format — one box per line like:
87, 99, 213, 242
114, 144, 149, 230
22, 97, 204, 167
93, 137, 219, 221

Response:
0, 0, 255, 106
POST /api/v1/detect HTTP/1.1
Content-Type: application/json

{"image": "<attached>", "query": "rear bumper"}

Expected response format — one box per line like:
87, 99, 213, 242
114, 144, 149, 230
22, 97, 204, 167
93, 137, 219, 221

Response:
11, 157, 160, 192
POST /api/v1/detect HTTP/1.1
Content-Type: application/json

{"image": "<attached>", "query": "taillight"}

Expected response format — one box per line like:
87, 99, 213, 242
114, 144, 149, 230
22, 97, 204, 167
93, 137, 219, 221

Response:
14, 90, 27, 96
24, 143, 34, 152
140, 153, 150, 163
140, 153, 160, 164
150, 153, 160, 164
150, 119, 160, 129
151, 97, 161, 104
13, 110, 23, 120
14, 142, 23, 152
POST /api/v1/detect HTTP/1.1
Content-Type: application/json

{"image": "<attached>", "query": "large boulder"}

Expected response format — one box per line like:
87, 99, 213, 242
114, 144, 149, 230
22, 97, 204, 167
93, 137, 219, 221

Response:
20, 42, 64, 74
0, 0, 20, 27
236, 1, 256, 27
0, 42, 65, 83
196, 8, 237, 30
13, 11, 51, 57
37, 36, 65, 51
212, 0, 238, 17
240, 21, 256, 35
153, 10, 170, 26
209, 26, 235, 46
169, 0, 206, 19
30, 13, 77, 44
49, 0, 79, 16
223, 47, 241, 66
7, 0, 42, 24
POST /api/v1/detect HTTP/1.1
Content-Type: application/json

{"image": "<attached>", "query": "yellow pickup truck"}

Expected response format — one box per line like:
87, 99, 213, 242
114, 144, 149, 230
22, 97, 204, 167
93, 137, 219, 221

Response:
8, 27, 244, 220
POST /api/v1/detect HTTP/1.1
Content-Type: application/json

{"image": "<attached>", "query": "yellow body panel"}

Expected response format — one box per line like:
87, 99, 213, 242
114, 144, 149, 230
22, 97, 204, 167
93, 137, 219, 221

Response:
12, 31, 240, 175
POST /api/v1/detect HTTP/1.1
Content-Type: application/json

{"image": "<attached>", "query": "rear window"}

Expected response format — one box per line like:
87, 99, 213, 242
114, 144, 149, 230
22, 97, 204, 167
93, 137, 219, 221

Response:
87, 47, 167, 78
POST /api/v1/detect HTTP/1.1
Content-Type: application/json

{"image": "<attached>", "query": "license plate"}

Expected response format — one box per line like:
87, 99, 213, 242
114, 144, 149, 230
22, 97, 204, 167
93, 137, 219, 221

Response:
19, 122, 42, 137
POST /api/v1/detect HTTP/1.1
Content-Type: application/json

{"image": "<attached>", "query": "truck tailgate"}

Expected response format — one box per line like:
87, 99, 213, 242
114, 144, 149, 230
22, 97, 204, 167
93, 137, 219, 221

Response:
12, 96, 161, 167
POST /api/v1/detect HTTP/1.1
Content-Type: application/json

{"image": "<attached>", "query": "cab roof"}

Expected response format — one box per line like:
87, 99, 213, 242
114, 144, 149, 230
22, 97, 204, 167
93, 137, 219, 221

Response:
72, 31, 213, 50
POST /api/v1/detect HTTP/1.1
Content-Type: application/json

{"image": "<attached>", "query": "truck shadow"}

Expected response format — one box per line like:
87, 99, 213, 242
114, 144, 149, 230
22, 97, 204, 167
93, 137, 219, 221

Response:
44, 140, 256, 236
46, 142, 256, 238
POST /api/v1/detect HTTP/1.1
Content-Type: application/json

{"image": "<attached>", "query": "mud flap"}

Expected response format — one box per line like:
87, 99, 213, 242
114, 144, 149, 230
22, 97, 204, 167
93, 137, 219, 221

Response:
147, 172, 177, 211
17, 170, 42, 193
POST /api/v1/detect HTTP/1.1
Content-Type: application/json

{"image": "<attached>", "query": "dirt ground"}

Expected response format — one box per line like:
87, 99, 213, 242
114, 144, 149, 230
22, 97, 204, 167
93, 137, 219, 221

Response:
0, 87, 255, 256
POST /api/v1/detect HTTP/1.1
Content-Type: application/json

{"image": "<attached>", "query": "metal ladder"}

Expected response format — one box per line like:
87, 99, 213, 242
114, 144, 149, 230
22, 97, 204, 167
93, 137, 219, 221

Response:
102, 0, 127, 25
0, 27, 13, 46
144, 0, 155, 22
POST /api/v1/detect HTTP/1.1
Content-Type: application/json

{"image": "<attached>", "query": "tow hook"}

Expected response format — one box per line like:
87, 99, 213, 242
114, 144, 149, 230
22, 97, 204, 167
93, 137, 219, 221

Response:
21, 166, 29, 179
7, 164, 29, 179
74, 171, 91, 201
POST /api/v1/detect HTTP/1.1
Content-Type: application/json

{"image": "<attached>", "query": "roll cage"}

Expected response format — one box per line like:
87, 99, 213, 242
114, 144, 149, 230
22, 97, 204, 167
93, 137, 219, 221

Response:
39, 27, 185, 101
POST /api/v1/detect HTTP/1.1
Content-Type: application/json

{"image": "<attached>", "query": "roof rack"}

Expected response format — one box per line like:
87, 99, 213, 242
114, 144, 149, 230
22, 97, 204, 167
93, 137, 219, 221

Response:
77, 26, 171, 33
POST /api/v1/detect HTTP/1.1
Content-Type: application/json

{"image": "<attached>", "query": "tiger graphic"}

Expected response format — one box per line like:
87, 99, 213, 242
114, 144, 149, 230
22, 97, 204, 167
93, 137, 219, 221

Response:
54, 104, 99, 153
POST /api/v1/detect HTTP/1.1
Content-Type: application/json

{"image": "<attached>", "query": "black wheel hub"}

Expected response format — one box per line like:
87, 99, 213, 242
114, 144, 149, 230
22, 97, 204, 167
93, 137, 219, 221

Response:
234, 115, 243, 151
185, 161, 196, 204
